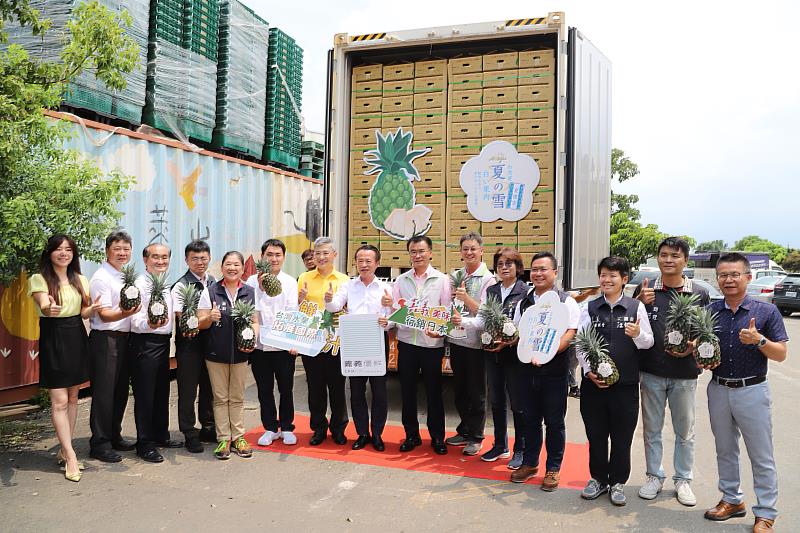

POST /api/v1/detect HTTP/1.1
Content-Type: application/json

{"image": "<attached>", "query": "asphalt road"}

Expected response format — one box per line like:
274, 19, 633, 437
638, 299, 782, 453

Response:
1, 316, 798, 532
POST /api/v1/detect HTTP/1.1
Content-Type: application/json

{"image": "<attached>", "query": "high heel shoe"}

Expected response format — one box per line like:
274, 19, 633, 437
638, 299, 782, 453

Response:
56, 449, 86, 471
64, 470, 81, 483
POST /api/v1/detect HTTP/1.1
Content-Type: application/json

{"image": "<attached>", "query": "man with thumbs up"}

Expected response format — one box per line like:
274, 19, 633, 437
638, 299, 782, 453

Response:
297, 237, 350, 446
703, 253, 788, 532
633, 237, 709, 506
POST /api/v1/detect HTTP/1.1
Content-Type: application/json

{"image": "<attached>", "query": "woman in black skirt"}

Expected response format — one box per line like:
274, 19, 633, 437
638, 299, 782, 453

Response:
28, 235, 101, 482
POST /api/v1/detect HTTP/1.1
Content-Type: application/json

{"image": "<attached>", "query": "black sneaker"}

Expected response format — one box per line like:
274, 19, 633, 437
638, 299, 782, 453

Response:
185, 436, 203, 454
444, 434, 469, 446
568, 386, 581, 398
480, 446, 511, 462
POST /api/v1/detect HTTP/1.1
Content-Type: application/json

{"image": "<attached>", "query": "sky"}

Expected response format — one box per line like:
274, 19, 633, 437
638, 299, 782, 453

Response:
247, 0, 800, 249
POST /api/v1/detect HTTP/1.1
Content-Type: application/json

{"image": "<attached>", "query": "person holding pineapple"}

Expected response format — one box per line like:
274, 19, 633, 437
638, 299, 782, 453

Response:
297, 237, 350, 446
444, 233, 496, 456
576, 256, 654, 506
633, 237, 709, 507
702, 253, 788, 532
197, 251, 259, 460
170, 240, 216, 454
380, 235, 452, 455
129, 244, 183, 463
325, 244, 392, 452
88, 231, 141, 463
507, 252, 581, 490
246, 239, 300, 448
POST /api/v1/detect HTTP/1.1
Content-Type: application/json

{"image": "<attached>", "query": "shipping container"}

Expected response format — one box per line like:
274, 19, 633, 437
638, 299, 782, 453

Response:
324, 13, 611, 288
0, 112, 323, 402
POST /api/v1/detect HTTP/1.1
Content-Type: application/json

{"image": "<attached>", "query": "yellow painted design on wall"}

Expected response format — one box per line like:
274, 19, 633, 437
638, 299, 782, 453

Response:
168, 161, 202, 210
1, 272, 40, 341
277, 233, 313, 255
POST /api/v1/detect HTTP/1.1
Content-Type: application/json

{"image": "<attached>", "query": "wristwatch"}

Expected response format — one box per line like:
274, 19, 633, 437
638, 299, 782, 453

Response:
757, 335, 767, 348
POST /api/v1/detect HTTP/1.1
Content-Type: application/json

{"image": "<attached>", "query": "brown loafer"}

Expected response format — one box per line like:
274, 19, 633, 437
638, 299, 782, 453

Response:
541, 470, 560, 492
704, 500, 747, 521
510, 465, 538, 483
753, 517, 775, 532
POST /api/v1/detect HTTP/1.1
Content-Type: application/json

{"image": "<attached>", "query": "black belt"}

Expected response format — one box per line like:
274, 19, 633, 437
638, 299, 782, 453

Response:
712, 375, 766, 388
95, 329, 129, 338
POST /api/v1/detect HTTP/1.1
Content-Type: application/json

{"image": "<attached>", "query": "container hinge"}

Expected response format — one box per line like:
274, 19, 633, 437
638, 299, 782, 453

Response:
560, 95, 567, 111
562, 39, 569, 55
558, 209, 566, 224
559, 152, 567, 166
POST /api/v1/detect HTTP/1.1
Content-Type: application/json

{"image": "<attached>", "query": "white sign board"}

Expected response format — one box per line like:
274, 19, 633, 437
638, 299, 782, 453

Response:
459, 140, 541, 222
263, 310, 327, 356
338, 314, 386, 376
517, 292, 570, 365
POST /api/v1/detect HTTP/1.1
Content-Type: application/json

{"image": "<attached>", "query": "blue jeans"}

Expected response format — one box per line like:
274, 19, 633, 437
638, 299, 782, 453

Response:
640, 371, 696, 482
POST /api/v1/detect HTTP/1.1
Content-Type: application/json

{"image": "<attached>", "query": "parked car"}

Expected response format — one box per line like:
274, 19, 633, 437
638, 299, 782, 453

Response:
746, 275, 786, 304
691, 279, 723, 303
773, 273, 800, 316
623, 271, 661, 297
752, 267, 786, 280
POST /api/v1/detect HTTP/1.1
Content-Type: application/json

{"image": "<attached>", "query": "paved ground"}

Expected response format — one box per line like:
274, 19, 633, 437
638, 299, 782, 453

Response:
1, 316, 798, 532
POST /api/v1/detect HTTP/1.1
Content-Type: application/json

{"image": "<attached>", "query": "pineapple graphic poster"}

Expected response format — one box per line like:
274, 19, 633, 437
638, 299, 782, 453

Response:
262, 308, 327, 356
363, 128, 432, 239
387, 299, 455, 336
459, 140, 541, 222
517, 292, 570, 365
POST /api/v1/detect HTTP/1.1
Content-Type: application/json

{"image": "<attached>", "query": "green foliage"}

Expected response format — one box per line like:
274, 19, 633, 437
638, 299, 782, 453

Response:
609, 212, 666, 270
732, 235, 787, 265
782, 250, 800, 272
0, 1, 137, 284
697, 239, 727, 252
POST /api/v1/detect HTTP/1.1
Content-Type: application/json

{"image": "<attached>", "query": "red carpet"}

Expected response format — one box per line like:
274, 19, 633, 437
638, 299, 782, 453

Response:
244, 415, 590, 490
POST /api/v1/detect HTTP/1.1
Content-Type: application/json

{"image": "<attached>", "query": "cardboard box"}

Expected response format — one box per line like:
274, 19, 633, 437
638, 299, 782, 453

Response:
413, 111, 447, 126
413, 91, 446, 110
350, 218, 380, 237
518, 117, 553, 139
382, 95, 414, 113
350, 153, 372, 176
448, 219, 481, 241
352, 64, 383, 81
449, 106, 482, 123
526, 191, 555, 219
379, 239, 410, 252
449, 122, 482, 140
481, 136, 516, 147
482, 103, 517, 121
445, 249, 464, 272
446, 195, 471, 221
414, 123, 445, 142
448, 88, 483, 108
381, 114, 412, 129
352, 96, 382, 115
414, 75, 447, 92
482, 119, 517, 138
517, 217, 555, 239
353, 79, 383, 96
448, 72, 483, 90
482, 51, 518, 71
383, 62, 414, 81
482, 69, 518, 88
518, 69, 555, 86
517, 106, 554, 120
383, 79, 414, 93
416, 170, 444, 191
348, 195, 371, 219
415, 142, 445, 158
415, 59, 447, 78
417, 153, 445, 174
517, 79, 555, 105
481, 220, 518, 239
448, 55, 482, 75
518, 49, 555, 71
350, 114, 381, 130
518, 243, 555, 266
483, 87, 518, 105
349, 173, 374, 193
352, 127, 383, 147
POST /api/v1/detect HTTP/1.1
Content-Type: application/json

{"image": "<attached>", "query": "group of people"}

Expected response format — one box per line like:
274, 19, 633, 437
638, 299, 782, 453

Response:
29, 231, 787, 532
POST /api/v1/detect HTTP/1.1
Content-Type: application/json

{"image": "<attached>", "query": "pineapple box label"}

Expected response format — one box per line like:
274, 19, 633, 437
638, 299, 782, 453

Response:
459, 140, 541, 222
387, 299, 455, 336
517, 292, 570, 365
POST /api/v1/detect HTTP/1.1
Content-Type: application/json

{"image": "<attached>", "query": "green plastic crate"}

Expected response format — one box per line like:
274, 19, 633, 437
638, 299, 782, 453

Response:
263, 146, 300, 169
63, 83, 113, 115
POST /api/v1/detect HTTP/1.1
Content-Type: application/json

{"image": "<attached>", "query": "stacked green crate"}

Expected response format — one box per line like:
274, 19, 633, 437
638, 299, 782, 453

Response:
143, 0, 218, 143
110, 0, 149, 123
300, 140, 324, 180
211, 0, 269, 157
263, 27, 303, 169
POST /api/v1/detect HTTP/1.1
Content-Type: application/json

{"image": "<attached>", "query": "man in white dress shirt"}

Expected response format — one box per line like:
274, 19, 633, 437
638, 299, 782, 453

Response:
325, 244, 391, 452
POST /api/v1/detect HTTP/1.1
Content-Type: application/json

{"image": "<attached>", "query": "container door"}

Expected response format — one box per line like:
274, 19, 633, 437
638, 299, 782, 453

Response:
564, 27, 612, 289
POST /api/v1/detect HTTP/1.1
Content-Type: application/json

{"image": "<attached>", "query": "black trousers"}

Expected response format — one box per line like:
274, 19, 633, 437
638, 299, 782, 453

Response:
302, 352, 348, 436
516, 372, 569, 470
449, 344, 487, 442
350, 375, 388, 437
579, 380, 640, 485
486, 351, 524, 452
397, 341, 445, 441
89, 330, 131, 452
251, 349, 296, 432
130, 333, 172, 452
175, 342, 215, 438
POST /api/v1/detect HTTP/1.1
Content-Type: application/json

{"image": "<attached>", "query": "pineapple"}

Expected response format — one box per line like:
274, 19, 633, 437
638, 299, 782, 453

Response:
664, 292, 701, 354
573, 325, 619, 386
255, 259, 282, 297
364, 128, 430, 234
177, 283, 201, 336
231, 300, 257, 351
477, 294, 518, 347
692, 307, 721, 367
146, 272, 169, 325
119, 264, 141, 311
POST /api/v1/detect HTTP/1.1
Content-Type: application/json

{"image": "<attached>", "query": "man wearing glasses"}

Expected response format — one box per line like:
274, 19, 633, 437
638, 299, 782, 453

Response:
701, 253, 788, 533
297, 237, 350, 446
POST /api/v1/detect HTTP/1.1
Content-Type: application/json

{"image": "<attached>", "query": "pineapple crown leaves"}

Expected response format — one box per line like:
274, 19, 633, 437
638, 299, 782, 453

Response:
690, 306, 720, 336
120, 263, 138, 283
146, 271, 169, 295
363, 128, 431, 182
230, 300, 257, 326
572, 325, 610, 363
666, 292, 701, 321
255, 259, 271, 273
449, 269, 467, 289
177, 283, 200, 313
477, 294, 506, 325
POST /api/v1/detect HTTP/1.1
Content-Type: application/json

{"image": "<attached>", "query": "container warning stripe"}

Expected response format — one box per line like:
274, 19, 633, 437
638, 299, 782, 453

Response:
505, 18, 546, 27
350, 33, 387, 42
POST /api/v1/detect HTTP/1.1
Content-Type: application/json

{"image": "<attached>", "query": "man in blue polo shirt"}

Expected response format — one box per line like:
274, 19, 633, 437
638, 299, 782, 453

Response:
701, 253, 788, 533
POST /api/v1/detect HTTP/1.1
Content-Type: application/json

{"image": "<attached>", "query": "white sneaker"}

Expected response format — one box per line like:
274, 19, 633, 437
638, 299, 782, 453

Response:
281, 431, 297, 446
257, 430, 281, 446
675, 480, 697, 507
638, 475, 664, 500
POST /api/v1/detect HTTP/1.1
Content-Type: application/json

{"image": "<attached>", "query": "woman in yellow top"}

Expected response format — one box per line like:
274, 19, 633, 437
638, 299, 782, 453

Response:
28, 235, 101, 482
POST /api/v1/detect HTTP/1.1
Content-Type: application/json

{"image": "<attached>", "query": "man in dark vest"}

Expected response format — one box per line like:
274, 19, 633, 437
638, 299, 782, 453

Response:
509, 252, 580, 491
577, 256, 654, 507
170, 240, 216, 453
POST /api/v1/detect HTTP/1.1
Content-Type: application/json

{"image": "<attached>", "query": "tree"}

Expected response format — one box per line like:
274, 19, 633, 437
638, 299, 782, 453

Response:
697, 239, 727, 252
732, 235, 787, 265
782, 251, 800, 272
0, 1, 137, 283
